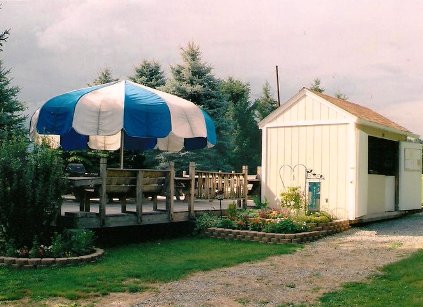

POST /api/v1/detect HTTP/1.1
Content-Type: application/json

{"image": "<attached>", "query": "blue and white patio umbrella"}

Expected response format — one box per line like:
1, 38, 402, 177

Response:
30, 80, 216, 163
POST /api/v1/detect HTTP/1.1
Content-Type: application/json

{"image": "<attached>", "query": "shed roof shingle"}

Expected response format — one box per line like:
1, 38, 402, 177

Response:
310, 89, 410, 133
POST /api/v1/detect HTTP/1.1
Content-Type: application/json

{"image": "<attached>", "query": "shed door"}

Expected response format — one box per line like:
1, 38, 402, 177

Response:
398, 142, 422, 210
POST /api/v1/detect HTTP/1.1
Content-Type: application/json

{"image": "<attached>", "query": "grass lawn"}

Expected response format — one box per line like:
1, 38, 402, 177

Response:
320, 249, 423, 306
0, 237, 300, 302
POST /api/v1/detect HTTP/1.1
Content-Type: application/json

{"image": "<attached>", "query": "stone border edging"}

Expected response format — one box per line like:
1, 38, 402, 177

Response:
0, 247, 104, 269
205, 220, 350, 244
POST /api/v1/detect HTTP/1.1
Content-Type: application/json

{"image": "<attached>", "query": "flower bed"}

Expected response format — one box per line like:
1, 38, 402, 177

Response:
0, 248, 104, 269
204, 220, 350, 244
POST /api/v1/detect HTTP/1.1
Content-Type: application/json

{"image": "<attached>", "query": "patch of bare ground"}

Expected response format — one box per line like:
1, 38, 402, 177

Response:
4, 212, 423, 307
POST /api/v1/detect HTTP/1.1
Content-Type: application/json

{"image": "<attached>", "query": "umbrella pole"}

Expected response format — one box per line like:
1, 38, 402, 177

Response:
120, 131, 124, 169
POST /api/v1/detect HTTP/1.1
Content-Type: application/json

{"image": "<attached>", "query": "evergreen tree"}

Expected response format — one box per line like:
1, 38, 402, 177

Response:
335, 91, 349, 100
310, 78, 325, 93
221, 77, 261, 171
0, 4, 9, 52
255, 81, 278, 121
0, 29, 9, 51
129, 60, 165, 88
0, 31, 26, 141
159, 42, 232, 173
88, 68, 119, 86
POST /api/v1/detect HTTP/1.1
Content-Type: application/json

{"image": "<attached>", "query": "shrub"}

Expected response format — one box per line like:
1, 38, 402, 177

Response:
248, 217, 265, 232
280, 186, 305, 214
193, 213, 220, 234
253, 196, 268, 209
50, 232, 66, 258
69, 230, 95, 256
293, 211, 333, 224
217, 218, 237, 229
226, 203, 238, 220
263, 219, 309, 234
0, 138, 65, 247
29, 236, 41, 258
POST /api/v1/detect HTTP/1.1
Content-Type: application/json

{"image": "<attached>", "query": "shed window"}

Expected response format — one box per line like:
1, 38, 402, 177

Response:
368, 136, 398, 176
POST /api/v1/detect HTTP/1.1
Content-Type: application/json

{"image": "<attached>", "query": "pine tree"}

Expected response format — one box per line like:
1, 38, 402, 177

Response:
0, 32, 26, 141
159, 42, 232, 173
255, 81, 278, 121
129, 60, 165, 88
335, 91, 349, 100
221, 77, 261, 171
310, 78, 325, 93
0, 29, 9, 51
88, 68, 119, 86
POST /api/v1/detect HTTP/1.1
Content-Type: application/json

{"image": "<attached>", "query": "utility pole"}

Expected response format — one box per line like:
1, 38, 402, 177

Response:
275, 65, 281, 106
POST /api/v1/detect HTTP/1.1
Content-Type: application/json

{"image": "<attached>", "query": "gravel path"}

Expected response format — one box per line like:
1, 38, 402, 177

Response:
26, 212, 423, 307
131, 213, 423, 307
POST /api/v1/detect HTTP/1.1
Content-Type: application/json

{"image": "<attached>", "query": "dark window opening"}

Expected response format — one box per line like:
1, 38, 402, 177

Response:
368, 136, 398, 176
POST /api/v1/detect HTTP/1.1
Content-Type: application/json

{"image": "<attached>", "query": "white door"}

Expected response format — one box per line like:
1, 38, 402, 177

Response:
399, 142, 422, 210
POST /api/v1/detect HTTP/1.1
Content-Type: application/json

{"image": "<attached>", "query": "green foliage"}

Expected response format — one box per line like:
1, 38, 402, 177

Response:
247, 217, 265, 231
0, 138, 65, 247
50, 232, 66, 258
193, 213, 220, 234
69, 229, 95, 256
255, 81, 278, 121
0, 20, 25, 141
280, 186, 305, 213
0, 29, 9, 51
263, 219, 308, 234
129, 60, 166, 88
310, 78, 325, 93
0, 237, 300, 301
88, 68, 119, 86
226, 202, 238, 220
253, 195, 268, 209
0, 58, 26, 141
320, 250, 423, 306
217, 218, 237, 229
28, 236, 40, 258
221, 77, 261, 171
335, 91, 349, 100
5, 239, 16, 257
159, 42, 232, 173
293, 211, 333, 224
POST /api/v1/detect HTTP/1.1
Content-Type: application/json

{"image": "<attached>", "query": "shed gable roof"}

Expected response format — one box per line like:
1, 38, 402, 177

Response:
310, 90, 410, 133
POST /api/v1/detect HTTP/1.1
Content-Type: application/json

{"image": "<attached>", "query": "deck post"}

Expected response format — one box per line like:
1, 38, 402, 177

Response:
99, 157, 107, 226
136, 170, 143, 224
188, 162, 196, 218
168, 162, 175, 221
242, 165, 248, 209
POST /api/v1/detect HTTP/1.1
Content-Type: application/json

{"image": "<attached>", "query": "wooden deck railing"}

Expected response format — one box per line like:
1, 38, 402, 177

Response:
76, 158, 254, 226
193, 166, 248, 202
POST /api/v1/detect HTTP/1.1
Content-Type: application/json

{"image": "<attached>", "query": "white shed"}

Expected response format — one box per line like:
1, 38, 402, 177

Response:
259, 88, 422, 221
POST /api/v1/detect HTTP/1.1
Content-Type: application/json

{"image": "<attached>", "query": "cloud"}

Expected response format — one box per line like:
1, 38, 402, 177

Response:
2, 0, 423, 137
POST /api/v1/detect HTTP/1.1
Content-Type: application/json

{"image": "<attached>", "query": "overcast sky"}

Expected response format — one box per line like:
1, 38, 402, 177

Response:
2, 0, 423, 136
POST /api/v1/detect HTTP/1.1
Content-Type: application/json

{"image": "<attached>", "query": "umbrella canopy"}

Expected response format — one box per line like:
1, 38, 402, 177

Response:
30, 80, 216, 153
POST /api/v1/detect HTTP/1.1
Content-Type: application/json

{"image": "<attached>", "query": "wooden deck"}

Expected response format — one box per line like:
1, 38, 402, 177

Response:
60, 195, 249, 228
62, 159, 259, 229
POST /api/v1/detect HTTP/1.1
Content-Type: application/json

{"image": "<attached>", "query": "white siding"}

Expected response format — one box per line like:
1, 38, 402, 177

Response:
355, 130, 368, 217
265, 123, 350, 219
270, 94, 349, 125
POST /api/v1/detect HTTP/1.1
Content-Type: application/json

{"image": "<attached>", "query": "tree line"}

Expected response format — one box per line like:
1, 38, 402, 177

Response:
88, 42, 280, 173
0, 35, 279, 174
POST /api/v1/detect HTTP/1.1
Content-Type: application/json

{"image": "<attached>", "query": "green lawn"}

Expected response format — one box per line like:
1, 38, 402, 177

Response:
320, 249, 423, 306
0, 237, 300, 301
